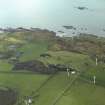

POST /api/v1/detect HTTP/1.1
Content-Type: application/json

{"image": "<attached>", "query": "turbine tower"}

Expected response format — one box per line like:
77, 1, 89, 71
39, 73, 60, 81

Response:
96, 57, 98, 66
93, 75, 96, 85
67, 68, 70, 77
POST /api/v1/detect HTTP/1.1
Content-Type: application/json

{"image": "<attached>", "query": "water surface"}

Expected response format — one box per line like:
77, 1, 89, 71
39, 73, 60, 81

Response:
0, 0, 105, 36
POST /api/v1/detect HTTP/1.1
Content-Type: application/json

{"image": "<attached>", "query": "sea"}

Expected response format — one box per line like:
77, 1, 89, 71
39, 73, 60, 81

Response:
0, 0, 105, 36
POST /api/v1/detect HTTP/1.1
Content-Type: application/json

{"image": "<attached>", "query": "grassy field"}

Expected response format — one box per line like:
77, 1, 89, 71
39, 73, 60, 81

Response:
80, 62, 105, 87
56, 78, 105, 105
0, 60, 12, 71
0, 33, 105, 105
0, 73, 49, 97
0, 49, 105, 105
35, 72, 76, 105
1, 69, 105, 105
18, 42, 48, 61
39, 51, 95, 72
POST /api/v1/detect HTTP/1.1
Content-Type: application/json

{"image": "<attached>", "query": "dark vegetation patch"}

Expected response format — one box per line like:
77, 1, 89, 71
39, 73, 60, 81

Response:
49, 64, 76, 72
12, 59, 77, 74
0, 87, 18, 105
12, 60, 57, 74
40, 53, 52, 57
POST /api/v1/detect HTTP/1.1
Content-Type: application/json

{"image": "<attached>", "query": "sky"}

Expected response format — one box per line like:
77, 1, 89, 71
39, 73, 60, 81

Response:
0, 0, 41, 21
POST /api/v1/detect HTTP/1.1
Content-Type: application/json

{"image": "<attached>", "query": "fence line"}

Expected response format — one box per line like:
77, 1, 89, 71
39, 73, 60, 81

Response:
79, 75, 105, 88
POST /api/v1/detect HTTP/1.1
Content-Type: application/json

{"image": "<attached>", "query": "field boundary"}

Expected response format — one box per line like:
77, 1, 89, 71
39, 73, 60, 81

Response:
79, 75, 105, 88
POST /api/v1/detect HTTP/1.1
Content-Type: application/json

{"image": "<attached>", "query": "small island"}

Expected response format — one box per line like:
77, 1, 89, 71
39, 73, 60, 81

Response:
75, 6, 88, 10
63, 25, 76, 30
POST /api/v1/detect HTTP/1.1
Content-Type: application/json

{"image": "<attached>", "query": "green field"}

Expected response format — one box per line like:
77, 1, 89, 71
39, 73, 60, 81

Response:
18, 42, 48, 61
0, 32, 105, 105
0, 50, 105, 105
35, 72, 76, 105
56, 78, 105, 105
0, 72, 49, 96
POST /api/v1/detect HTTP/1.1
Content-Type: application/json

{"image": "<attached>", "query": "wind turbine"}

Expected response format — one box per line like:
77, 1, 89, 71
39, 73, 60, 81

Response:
93, 75, 96, 85
96, 57, 98, 66
67, 68, 70, 77
24, 97, 32, 105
